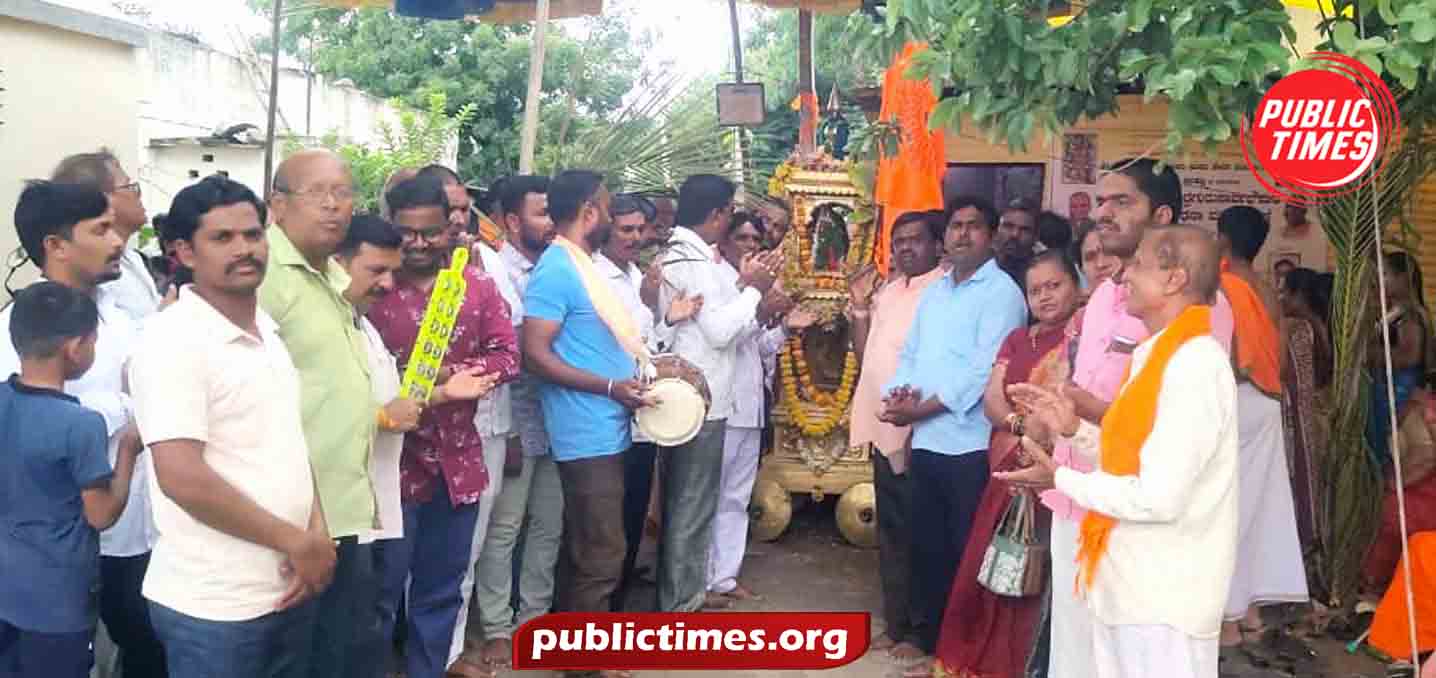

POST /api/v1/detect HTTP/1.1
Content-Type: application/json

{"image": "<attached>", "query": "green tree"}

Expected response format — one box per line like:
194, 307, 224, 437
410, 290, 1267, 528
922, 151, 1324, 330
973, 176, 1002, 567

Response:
845, 0, 1436, 607
250, 1, 647, 182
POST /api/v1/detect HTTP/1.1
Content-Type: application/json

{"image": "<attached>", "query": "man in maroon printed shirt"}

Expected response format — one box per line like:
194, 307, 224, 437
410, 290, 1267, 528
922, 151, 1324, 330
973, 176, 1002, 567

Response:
369, 176, 520, 678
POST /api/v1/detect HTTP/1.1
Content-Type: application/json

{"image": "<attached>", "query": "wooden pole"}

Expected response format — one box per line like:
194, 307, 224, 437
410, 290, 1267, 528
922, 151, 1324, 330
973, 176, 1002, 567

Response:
518, 0, 550, 173
728, 0, 743, 83
730, 0, 745, 199
262, 0, 284, 200
797, 9, 817, 156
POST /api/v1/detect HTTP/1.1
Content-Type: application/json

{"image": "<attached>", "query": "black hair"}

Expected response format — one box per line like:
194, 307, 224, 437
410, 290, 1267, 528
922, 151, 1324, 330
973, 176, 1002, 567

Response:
676, 174, 735, 227
891, 210, 945, 244
416, 164, 462, 185
1217, 205, 1270, 261
548, 170, 605, 226
943, 195, 999, 232
10, 281, 99, 359
51, 149, 121, 192
163, 175, 267, 243
482, 175, 511, 215
1386, 250, 1428, 310
611, 194, 646, 220
1104, 157, 1183, 222
1023, 249, 1081, 293
14, 180, 109, 268
727, 211, 767, 239
499, 175, 550, 217
1037, 211, 1073, 252
1003, 197, 1040, 222
385, 176, 451, 217
632, 194, 657, 223
338, 214, 403, 258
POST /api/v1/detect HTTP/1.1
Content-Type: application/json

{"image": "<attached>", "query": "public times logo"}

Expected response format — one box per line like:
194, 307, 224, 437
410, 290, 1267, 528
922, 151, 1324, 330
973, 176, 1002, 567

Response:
1240, 52, 1401, 206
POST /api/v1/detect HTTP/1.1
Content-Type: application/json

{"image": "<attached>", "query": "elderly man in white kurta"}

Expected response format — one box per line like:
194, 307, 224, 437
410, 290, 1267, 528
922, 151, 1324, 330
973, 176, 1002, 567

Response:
1001, 226, 1239, 678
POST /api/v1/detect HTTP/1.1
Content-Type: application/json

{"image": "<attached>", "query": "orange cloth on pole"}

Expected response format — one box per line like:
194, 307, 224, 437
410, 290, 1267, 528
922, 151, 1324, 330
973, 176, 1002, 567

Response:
476, 211, 504, 250
1370, 531, 1436, 659
1220, 270, 1283, 396
1078, 305, 1212, 591
873, 42, 946, 278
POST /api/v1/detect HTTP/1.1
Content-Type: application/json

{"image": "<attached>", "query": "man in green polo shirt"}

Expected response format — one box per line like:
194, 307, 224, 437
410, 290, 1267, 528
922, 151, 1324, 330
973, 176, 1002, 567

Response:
260, 149, 387, 678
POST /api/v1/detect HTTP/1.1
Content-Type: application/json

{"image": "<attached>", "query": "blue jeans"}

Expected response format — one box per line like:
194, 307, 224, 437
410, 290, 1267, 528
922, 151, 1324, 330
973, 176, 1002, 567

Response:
148, 600, 318, 678
378, 481, 480, 678
0, 619, 93, 678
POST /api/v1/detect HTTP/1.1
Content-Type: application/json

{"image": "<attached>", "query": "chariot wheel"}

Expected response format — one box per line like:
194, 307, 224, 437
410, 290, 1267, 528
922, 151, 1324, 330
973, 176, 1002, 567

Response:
749, 479, 792, 542
835, 482, 878, 548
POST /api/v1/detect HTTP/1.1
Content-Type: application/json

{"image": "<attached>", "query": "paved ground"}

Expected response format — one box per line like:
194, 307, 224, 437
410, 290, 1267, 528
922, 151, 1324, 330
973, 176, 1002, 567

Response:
464, 498, 1395, 678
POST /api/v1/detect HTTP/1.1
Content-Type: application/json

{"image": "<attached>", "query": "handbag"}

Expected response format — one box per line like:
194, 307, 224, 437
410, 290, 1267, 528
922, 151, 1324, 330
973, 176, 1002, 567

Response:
976, 490, 1047, 598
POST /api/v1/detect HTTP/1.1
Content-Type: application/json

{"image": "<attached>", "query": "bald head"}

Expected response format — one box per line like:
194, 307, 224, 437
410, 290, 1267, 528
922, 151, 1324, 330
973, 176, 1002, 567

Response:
1149, 225, 1222, 304
270, 148, 356, 263
273, 149, 350, 195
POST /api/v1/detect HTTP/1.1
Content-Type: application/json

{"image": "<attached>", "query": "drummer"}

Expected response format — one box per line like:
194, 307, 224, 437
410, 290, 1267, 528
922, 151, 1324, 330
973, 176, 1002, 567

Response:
522, 170, 654, 641
593, 194, 703, 610
655, 174, 782, 613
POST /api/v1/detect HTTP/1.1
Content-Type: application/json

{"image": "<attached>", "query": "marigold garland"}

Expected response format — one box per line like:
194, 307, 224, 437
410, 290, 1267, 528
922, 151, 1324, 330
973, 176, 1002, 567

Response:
780, 335, 858, 437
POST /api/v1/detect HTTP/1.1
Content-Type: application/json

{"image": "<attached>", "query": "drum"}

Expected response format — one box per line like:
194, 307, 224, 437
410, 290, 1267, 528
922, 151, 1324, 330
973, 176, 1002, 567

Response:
635, 354, 712, 446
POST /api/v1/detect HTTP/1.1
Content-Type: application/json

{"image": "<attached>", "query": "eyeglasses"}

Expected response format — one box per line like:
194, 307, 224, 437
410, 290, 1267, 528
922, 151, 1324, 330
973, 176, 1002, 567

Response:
397, 225, 448, 243
280, 187, 355, 204
114, 182, 142, 196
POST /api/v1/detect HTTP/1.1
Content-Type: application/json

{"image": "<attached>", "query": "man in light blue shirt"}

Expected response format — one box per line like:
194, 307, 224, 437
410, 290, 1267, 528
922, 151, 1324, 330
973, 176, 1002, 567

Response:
880, 195, 1027, 656
522, 170, 650, 618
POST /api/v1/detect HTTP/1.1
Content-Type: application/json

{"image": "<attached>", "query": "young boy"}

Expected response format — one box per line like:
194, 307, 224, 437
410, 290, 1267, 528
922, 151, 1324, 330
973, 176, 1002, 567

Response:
0, 281, 143, 678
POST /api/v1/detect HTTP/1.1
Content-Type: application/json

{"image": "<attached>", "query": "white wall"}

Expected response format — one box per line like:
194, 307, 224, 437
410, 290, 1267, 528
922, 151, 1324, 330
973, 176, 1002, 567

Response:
0, 9, 143, 291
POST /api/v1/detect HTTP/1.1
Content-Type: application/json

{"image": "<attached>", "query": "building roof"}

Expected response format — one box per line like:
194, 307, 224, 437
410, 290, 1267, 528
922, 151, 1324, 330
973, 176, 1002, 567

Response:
1, 0, 147, 47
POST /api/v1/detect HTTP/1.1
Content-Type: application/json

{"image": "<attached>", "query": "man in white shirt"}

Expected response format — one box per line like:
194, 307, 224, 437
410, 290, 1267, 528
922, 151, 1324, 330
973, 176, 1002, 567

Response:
474, 175, 565, 668
595, 194, 701, 610
655, 174, 780, 612
129, 175, 337, 677
52, 150, 165, 321
0, 179, 165, 677
1000, 225, 1240, 678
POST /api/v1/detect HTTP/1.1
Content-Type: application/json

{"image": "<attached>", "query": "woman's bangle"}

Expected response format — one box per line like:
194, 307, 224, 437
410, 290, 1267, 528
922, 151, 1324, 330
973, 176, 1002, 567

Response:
606, 379, 614, 398
377, 409, 395, 431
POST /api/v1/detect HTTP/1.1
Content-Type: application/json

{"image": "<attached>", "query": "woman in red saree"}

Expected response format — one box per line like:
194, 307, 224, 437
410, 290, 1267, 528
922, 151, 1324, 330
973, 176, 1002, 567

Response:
919, 250, 1081, 678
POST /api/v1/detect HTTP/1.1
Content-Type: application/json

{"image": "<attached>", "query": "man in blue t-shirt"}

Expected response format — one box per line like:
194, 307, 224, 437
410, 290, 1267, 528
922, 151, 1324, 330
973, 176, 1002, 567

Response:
522, 170, 651, 620
1, 280, 143, 678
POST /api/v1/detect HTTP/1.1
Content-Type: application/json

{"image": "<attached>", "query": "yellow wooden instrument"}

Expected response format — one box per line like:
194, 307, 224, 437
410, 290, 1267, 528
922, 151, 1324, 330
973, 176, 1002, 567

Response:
400, 247, 469, 402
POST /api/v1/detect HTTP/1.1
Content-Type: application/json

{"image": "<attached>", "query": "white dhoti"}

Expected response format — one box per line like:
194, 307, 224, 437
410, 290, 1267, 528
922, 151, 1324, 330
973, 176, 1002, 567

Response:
1224, 383, 1309, 619
1048, 516, 1095, 678
1092, 623, 1217, 678
706, 426, 763, 594
449, 435, 508, 666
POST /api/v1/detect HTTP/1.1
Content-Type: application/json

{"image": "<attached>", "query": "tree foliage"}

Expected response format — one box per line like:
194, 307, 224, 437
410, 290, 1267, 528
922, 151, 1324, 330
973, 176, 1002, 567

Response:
250, 0, 647, 182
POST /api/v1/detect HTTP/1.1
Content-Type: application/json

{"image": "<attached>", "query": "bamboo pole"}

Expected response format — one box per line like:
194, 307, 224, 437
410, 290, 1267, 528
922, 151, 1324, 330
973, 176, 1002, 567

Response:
797, 9, 817, 156
518, 0, 550, 173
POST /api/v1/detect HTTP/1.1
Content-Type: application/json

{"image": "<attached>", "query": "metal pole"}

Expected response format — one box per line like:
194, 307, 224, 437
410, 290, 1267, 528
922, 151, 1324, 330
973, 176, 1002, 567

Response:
797, 9, 817, 156
262, 0, 284, 200
518, 0, 550, 173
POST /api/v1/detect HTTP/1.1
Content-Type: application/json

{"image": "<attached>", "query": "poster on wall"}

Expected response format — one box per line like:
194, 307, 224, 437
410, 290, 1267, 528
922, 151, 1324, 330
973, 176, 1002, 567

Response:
1051, 133, 1099, 224
1168, 160, 1330, 286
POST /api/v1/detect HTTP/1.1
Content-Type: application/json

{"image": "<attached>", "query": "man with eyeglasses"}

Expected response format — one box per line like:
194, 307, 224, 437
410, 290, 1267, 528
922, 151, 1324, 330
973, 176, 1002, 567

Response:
52, 149, 165, 322
369, 175, 520, 678
48, 150, 169, 677
259, 149, 384, 678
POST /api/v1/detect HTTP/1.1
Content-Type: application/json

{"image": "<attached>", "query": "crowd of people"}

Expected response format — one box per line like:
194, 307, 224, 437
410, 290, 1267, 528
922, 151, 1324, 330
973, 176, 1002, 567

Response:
2, 142, 1431, 678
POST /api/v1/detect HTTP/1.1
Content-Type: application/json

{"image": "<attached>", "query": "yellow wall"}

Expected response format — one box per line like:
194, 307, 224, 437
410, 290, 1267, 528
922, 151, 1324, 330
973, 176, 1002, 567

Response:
0, 14, 142, 292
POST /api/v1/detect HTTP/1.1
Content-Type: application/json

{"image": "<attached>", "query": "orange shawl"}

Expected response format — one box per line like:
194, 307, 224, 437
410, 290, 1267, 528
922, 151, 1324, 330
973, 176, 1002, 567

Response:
1220, 271, 1282, 396
873, 42, 946, 277
1077, 304, 1212, 591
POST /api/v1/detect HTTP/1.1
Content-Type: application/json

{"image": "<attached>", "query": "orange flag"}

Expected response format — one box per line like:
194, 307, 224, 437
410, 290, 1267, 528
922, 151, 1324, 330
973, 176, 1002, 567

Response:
873, 42, 946, 277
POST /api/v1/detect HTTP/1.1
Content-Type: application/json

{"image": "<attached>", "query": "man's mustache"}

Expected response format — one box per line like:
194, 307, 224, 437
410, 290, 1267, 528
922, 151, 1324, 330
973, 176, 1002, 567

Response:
226, 257, 265, 274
